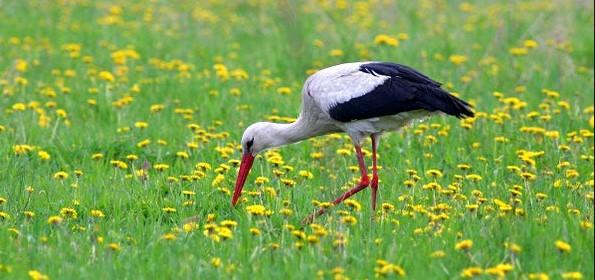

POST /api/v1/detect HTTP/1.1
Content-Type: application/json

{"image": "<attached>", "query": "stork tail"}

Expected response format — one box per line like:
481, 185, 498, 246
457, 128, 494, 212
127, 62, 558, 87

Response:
416, 86, 475, 119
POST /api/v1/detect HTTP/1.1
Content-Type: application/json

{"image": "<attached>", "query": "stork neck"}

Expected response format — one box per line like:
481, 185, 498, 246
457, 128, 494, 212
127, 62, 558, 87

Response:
269, 118, 315, 146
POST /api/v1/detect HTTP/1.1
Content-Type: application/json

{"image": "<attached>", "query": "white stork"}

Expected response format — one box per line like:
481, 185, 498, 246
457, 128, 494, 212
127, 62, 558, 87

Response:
231, 61, 474, 222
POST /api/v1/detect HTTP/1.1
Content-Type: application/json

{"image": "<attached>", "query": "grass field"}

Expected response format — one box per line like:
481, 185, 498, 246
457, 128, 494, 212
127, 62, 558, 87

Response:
1, 0, 594, 279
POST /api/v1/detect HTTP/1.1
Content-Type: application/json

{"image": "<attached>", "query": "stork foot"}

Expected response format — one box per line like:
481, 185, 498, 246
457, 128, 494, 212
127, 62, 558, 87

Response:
301, 177, 370, 224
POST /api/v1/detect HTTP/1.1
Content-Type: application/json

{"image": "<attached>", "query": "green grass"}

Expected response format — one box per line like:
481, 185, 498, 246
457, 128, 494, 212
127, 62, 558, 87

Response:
0, 0, 593, 279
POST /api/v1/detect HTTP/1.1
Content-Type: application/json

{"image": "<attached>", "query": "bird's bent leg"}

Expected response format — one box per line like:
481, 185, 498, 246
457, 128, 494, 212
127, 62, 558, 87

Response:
370, 135, 379, 211
302, 145, 369, 224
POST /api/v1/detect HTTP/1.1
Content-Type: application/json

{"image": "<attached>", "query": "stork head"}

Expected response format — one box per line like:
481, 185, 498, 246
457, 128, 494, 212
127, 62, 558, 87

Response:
232, 122, 281, 206
240, 122, 282, 156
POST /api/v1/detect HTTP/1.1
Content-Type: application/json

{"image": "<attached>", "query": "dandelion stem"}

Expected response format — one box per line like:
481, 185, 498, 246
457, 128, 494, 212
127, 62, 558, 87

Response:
49, 118, 61, 142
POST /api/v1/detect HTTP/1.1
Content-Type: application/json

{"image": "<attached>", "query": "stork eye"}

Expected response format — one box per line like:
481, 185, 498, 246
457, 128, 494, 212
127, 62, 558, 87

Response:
246, 138, 254, 151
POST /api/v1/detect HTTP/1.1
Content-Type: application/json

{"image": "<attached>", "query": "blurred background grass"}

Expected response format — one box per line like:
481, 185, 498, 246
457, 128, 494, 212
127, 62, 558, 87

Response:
0, 0, 593, 279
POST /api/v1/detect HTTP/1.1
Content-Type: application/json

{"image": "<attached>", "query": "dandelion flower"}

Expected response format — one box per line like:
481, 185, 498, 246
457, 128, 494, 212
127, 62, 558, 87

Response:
136, 139, 151, 148
381, 203, 395, 212
246, 204, 271, 216
183, 222, 199, 233
47, 215, 63, 225
561, 272, 583, 279
60, 208, 78, 219
211, 257, 222, 268
277, 87, 292, 95
449, 55, 468, 65
0, 211, 10, 220
509, 47, 528, 56
329, 49, 344, 57
461, 267, 482, 278
99, 71, 115, 82
555, 240, 571, 253
107, 243, 121, 251
430, 250, 446, 258
455, 239, 473, 250
134, 121, 148, 129
374, 34, 399, 47
217, 227, 233, 240
505, 242, 522, 254
38, 151, 50, 161
161, 233, 177, 241
90, 210, 105, 218
340, 215, 357, 225
53, 171, 69, 180
28, 270, 49, 280
426, 169, 443, 178
524, 39, 539, 48
154, 164, 170, 171
528, 273, 550, 280
344, 199, 361, 211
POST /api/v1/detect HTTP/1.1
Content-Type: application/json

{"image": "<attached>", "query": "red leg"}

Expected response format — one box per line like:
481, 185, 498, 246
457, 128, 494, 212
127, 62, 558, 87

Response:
371, 135, 379, 211
302, 145, 370, 224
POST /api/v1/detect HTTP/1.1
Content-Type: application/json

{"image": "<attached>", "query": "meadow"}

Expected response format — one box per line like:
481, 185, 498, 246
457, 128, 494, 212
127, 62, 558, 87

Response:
0, 0, 594, 279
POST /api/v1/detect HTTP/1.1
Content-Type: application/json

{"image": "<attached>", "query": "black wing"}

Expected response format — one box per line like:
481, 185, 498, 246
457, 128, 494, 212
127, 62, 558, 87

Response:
328, 62, 474, 122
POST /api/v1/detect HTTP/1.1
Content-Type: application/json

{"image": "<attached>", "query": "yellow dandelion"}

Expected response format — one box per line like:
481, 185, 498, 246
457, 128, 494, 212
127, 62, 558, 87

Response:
528, 273, 550, 280
161, 233, 177, 241
217, 226, 233, 240
211, 257, 222, 268
28, 270, 49, 280
249, 227, 261, 236
524, 39, 539, 48
555, 240, 571, 253
461, 267, 482, 278
59, 208, 78, 219
449, 55, 468, 65
183, 222, 199, 233
329, 49, 344, 57
374, 34, 399, 47
176, 151, 189, 159
245, 204, 269, 216
505, 242, 522, 254
99, 71, 115, 82
426, 169, 443, 178
53, 171, 69, 180
136, 139, 151, 148
220, 220, 238, 228
277, 87, 292, 95
509, 47, 528, 56
381, 202, 395, 212
340, 215, 357, 225
107, 243, 121, 251
455, 239, 473, 250
280, 208, 294, 216
154, 164, 170, 171
91, 153, 104, 160
298, 170, 314, 179
47, 215, 63, 225
134, 121, 148, 129
23, 211, 35, 218
430, 250, 446, 258
90, 210, 105, 218
162, 207, 177, 214
38, 150, 51, 161
0, 211, 10, 220
561, 272, 583, 279
344, 199, 361, 211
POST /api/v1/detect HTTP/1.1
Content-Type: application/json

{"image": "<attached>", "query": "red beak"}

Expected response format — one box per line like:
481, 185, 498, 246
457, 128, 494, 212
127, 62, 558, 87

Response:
231, 153, 255, 206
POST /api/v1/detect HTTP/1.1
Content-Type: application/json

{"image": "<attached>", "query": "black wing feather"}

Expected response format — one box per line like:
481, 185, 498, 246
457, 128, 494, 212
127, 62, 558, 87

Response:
360, 62, 441, 86
328, 62, 474, 122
